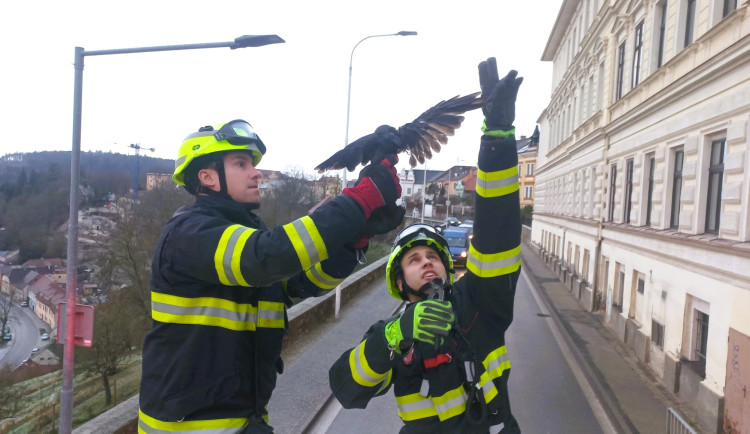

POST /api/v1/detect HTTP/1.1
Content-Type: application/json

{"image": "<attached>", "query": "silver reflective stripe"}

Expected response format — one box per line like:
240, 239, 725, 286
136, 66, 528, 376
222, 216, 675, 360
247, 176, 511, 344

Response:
257, 307, 284, 322
152, 300, 256, 324
490, 421, 505, 434
420, 379, 430, 397
434, 390, 468, 416
477, 173, 518, 191
464, 360, 474, 381
175, 155, 186, 170
291, 219, 322, 264
139, 418, 242, 434
398, 397, 434, 414
467, 251, 521, 272
221, 226, 253, 286
487, 351, 510, 373
353, 343, 382, 384
307, 265, 342, 288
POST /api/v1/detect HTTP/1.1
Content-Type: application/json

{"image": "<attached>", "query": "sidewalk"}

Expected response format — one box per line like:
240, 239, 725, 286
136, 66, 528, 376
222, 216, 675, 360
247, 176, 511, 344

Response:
520, 241, 709, 434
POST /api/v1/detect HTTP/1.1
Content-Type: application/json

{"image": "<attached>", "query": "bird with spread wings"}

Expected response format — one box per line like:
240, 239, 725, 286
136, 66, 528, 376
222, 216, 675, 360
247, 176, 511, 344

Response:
314, 92, 483, 173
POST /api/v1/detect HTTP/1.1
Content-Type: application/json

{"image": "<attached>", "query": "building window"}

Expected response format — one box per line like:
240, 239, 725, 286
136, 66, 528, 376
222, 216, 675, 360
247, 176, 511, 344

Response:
613, 265, 625, 309
694, 310, 709, 377
685, 0, 696, 47
632, 22, 644, 88
670, 150, 684, 229
608, 165, 617, 222
406, 188, 411, 195
646, 156, 655, 225
527, 163, 534, 176
637, 275, 645, 294
525, 186, 533, 199
651, 320, 665, 349
657, 1, 668, 67
624, 159, 634, 223
724, 0, 737, 17
616, 42, 626, 100
705, 139, 725, 234
518, 164, 522, 176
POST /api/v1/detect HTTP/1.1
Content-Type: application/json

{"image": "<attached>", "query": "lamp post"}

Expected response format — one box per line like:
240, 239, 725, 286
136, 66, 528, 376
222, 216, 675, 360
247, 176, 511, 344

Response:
130, 143, 155, 204
335, 30, 416, 320
341, 30, 417, 192
62, 34, 284, 433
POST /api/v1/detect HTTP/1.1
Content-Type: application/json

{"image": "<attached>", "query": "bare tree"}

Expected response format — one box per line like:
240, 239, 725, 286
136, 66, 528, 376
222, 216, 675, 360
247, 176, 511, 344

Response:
0, 295, 11, 340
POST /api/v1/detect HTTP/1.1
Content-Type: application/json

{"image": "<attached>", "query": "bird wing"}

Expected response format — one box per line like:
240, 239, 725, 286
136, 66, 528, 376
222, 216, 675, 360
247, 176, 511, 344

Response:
314, 92, 483, 173
397, 92, 483, 168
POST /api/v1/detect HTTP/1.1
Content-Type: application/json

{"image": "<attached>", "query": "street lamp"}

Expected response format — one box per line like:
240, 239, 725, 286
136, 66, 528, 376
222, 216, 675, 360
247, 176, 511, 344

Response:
335, 30, 416, 320
62, 34, 284, 433
130, 143, 155, 204
341, 30, 418, 191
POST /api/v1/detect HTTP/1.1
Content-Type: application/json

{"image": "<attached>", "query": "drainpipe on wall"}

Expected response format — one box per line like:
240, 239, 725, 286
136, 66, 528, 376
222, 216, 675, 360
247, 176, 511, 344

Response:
592, 130, 611, 311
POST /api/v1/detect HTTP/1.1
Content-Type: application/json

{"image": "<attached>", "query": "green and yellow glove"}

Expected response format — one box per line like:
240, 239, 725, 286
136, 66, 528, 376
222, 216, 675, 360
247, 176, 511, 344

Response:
385, 300, 455, 352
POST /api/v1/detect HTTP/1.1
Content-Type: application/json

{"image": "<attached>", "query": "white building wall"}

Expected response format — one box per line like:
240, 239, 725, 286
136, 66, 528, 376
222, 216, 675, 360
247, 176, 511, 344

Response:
534, 0, 750, 430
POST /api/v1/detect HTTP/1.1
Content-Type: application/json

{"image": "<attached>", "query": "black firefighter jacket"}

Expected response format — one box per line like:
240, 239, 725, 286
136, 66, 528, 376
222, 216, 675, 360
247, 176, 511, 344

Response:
329, 133, 522, 433
139, 193, 365, 432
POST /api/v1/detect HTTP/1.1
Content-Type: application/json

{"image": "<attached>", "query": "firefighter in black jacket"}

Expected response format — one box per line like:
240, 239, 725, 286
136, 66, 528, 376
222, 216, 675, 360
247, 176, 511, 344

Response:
138, 120, 404, 433
329, 59, 524, 433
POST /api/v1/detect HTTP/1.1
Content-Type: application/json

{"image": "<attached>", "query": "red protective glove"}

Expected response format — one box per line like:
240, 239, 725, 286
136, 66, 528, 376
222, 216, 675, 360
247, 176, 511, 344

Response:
343, 155, 401, 219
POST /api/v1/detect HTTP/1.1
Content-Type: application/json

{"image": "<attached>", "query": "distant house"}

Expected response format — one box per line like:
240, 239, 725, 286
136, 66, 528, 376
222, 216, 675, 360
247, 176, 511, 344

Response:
22, 258, 63, 269
146, 173, 173, 191
0, 250, 19, 265
26, 274, 66, 329
517, 126, 539, 208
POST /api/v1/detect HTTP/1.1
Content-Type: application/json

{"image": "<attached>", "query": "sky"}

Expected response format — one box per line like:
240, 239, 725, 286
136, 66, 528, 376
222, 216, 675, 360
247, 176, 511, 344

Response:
0, 0, 562, 178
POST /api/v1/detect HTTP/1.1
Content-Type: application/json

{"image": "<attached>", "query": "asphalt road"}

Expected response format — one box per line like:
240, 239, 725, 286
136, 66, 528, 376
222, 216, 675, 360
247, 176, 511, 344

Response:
0, 299, 49, 370
323, 269, 603, 433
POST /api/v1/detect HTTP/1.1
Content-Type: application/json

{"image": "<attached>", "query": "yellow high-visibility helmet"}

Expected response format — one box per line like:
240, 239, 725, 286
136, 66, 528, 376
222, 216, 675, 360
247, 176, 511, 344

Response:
173, 119, 266, 186
386, 223, 454, 300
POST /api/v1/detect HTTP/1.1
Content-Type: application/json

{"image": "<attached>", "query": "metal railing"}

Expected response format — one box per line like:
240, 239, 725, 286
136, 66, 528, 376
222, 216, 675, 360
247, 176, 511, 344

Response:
666, 407, 697, 434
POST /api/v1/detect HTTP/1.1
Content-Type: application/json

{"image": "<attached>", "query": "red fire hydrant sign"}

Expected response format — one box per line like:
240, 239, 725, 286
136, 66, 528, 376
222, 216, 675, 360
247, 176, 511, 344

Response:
57, 303, 94, 347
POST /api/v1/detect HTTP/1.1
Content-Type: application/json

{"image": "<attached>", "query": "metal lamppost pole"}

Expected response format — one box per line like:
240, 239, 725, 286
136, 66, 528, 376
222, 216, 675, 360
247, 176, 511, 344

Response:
421, 162, 428, 223
341, 30, 417, 192
335, 30, 416, 320
62, 34, 284, 434
130, 143, 155, 204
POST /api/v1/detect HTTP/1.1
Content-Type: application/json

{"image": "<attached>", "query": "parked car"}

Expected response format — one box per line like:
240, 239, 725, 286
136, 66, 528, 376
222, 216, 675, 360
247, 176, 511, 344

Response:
20, 301, 28, 307
446, 217, 461, 227
443, 228, 471, 268
41, 333, 49, 340
3, 332, 12, 341
31, 347, 39, 353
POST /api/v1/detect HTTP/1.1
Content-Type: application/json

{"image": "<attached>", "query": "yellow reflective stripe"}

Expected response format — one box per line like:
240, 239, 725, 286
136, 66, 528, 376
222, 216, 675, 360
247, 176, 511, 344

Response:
467, 244, 522, 277
214, 224, 256, 287
349, 340, 389, 387
479, 346, 511, 404
396, 384, 468, 422
138, 408, 246, 433
305, 263, 344, 290
432, 385, 469, 421
257, 301, 285, 329
396, 393, 438, 421
476, 167, 519, 198
151, 292, 283, 331
283, 217, 328, 270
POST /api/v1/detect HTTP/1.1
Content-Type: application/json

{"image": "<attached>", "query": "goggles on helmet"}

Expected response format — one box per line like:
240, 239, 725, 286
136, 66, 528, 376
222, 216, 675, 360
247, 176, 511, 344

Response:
212, 119, 267, 153
393, 224, 441, 248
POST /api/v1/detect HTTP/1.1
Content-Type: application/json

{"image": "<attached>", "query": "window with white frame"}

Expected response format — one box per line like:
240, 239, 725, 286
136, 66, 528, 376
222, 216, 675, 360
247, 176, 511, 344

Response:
632, 21, 644, 88
656, 1, 668, 68
670, 150, 684, 229
724, 0, 737, 17
525, 186, 533, 199
693, 310, 709, 377
613, 263, 625, 309
651, 320, 665, 349
518, 164, 522, 176
527, 163, 534, 176
624, 159, 634, 223
684, 0, 697, 47
705, 139, 725, 234
608, 164, 617, 222
646, 155, 655, 226
616, 42, 626, 100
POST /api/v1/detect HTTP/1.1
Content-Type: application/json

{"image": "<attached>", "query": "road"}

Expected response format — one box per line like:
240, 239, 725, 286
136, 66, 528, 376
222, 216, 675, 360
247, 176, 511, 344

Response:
323, 269, 603, 433
0, 299, 48, 370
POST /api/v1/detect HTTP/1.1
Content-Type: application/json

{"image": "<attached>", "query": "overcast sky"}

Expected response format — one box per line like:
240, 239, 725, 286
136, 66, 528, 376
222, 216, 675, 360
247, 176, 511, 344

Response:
0, 0, 561, 177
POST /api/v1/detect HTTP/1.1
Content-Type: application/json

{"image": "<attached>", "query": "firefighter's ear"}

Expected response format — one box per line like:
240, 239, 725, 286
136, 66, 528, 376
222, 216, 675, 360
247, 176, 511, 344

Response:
198, 167, 219, 191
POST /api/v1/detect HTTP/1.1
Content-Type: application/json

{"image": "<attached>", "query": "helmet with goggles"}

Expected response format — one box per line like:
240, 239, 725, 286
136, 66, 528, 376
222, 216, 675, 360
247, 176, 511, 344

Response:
386, 224, 454, 300
173, 119, 266, 187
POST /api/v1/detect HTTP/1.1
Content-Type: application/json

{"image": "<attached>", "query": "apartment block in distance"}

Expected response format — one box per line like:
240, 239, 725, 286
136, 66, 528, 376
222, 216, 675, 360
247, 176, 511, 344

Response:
532, 1, 749, 432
